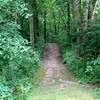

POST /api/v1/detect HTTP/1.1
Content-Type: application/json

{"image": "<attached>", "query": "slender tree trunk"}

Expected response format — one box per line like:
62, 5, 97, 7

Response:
92, 0, 99, 20
34, 0, 39, 37
71, 0, 75, 19
57, 14, 61, 33
67, 0, 71, 33
44, 9, 47, 43
52, 10, 57, 34
87, 0, 97, 28
79, 0, 82, 24
28, 0, 35, 48
83, 1, 88, 30
71, 0, 83, 57
58, 9, 67, 31
84, 0, 97, 29
71, 0, 81, 31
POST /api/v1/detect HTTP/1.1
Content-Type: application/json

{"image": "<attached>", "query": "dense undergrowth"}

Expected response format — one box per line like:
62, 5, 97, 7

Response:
0, 22, 40, 99
0, 1, 40, 99
59, 24, 100, 84
62, 48, 100, 84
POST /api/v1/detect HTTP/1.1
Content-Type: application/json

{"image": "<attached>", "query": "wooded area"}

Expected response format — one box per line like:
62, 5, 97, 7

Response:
0, 0, 100, 99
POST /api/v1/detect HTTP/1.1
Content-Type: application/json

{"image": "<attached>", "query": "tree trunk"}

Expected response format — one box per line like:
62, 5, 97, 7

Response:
28, 0, 35, 48
44, 9, 47, 43
92, 0, 100, 20
87, 0, 97, 28
71, 0, 81, 31
34, 0, 39, 37
67, 0, 71, 33
57, 13, 61, 33
71, 0, 83, 57
52, 10, 57, 34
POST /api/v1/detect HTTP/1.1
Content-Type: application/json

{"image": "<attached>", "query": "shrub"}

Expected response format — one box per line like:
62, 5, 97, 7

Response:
86, 55, 100, 83
0, 83, 13, 100
63, 49, 100, 83
63, 49, 86, 77
0, 22, 40, 99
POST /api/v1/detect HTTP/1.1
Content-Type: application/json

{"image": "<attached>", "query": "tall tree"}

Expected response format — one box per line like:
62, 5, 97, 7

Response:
52, 9, 57, 34
44, 9, 47, 43
71, 0, 81, 31
67, 0, 71, 33
87, 0, 97, 28
92, 0, 100, 20
33, 0, 40, 38
28, 0, 35, 48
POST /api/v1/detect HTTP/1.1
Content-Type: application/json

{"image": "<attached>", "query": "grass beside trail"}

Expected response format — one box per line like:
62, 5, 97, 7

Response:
88, 88, 100, 100
27, 84, 100, 100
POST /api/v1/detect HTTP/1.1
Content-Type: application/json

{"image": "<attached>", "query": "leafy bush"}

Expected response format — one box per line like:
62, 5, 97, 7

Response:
63, 49, 100, 83
0, 83, 13, 100
86, 55, 100, 83
0, 22, 40, 99
76, 30, 100, 59
63, 49, 86, 76
0, 0, 28, 23
0, 0, 40, 99
70, 21, 100, 59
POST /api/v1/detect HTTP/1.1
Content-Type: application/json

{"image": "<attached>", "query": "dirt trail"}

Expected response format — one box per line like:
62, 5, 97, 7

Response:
28, 43, 95, 100
42, 43, 75, 87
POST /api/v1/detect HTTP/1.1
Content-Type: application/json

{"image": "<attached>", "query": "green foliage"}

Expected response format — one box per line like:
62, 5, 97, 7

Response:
63, 49, 86, 77
62, 21, 100, 60
89, 88, 100, 99
48, 32, 69, 49
76, 28, 100, 59
0, 0, 40, 99
35, 36, 45, 54
0, 22, 40, 99
0, 0, 100, 98
0, 83, 13, 100
63, 49, 100, 83
86, 55, 100, 83
0, 0, 28, 22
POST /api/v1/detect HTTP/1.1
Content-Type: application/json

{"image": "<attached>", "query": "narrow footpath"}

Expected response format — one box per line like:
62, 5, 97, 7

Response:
28, 43, 95, 100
